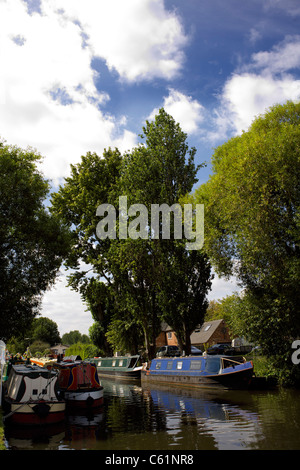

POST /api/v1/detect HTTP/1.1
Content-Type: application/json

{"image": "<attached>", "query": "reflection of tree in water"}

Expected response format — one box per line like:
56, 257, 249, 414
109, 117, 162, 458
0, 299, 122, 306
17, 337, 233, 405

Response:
95, 386, 167, 443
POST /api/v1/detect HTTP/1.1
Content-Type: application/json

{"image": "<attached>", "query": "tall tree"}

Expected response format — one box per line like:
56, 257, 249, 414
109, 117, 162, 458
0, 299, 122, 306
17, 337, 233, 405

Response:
30, 317, 61, 345
192, 101, 300, 364
114, 109, 211, 356
0, 140, 71, 341
51, 110, 212, 359
51, 148, 123, 353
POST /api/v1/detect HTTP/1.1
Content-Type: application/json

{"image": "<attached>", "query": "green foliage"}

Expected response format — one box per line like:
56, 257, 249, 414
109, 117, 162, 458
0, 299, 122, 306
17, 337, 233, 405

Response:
61, 330, 89, 345
0, 409, 5, 450
30, 317, 61, 345
65, 342, 100, 360
28, 340, 51, 357
51, 109, 212, 359
0, 140, 71, 341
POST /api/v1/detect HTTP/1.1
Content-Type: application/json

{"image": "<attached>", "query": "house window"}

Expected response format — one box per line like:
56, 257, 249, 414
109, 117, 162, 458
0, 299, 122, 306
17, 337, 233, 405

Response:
204, 324, 211, 331
167, 332, 172, 339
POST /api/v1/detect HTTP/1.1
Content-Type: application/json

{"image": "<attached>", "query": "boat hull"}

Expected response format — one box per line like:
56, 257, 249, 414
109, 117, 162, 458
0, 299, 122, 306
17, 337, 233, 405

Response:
96, 368, 142, 379
89, 355, 142, 380
141, 366, 253, 390
4, 400, 65, 426
141, 356, 253, 391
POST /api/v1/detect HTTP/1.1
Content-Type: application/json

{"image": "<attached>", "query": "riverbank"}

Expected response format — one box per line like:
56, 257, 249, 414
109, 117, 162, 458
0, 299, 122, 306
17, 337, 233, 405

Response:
0, 409, 5, 450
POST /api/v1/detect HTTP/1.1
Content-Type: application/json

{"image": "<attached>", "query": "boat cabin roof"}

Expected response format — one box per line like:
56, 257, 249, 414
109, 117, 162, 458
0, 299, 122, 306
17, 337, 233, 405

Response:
10, 363, 57, 378
150, 355, 245, 375
93, 355, 140, 369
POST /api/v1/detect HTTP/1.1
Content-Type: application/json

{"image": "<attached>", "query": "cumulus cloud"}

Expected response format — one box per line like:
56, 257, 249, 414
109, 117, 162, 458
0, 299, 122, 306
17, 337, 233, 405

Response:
149, 88, 205, 134
0, 0, 187, 182
46, 0, 188, 83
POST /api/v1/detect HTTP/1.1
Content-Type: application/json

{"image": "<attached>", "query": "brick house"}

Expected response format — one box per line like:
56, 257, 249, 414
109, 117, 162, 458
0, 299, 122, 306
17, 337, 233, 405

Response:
157, 319, 231, 350
190, 319, 231, 348
156, 323, 178, 348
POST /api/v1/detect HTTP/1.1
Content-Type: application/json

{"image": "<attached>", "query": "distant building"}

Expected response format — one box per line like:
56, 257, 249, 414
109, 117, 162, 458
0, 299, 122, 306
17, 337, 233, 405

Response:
157, 319, 231, 350
190, 319, 231, 348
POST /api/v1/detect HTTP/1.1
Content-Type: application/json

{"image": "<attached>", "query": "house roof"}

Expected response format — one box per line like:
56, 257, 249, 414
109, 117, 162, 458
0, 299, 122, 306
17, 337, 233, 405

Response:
190, 319, 226, 344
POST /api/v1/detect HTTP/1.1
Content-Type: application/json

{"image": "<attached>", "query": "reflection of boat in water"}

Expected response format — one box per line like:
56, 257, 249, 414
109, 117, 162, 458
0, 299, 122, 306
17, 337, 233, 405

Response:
4, 422, 65, 450
100, 377, 142, 398
142, 355, 253, 390
3, 364, 65, 425
54, 358, 103, 410
88, 355, 142, 379
143, 382, 261, 446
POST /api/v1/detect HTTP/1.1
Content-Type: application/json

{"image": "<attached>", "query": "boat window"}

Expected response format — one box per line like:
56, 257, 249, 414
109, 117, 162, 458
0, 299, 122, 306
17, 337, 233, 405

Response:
128, 357, 138, 368
155, 361, 162, 370
190, 361, 203, 370
112, 360, 116, 367
176, 361, 183, 370
98, 361, 102, 367
167, 361, 173, 370
119, 360, 123, 367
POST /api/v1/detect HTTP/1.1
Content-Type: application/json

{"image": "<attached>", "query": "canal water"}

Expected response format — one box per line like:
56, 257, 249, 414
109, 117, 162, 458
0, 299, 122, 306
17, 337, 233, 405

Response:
3, 377, 300, 451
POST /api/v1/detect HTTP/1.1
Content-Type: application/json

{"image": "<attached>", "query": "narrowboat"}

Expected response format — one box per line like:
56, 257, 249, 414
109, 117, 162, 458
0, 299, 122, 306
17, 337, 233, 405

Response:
141, 355, 253, 390
54, 358, 103, 409
3, 363, 65, 425
89, 355, 142, 379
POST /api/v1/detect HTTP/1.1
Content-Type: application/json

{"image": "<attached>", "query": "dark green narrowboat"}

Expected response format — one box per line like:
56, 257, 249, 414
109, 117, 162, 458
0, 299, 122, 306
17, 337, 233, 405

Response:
88, 355, 142, 379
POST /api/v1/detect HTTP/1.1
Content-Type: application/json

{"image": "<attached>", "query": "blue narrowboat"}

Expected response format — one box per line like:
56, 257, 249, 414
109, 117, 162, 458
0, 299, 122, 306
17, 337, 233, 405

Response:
141, 355, 253, 390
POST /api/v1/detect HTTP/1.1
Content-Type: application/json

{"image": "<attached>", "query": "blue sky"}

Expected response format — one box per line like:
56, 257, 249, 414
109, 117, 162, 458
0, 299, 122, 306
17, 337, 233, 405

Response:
1, 0, 300, 335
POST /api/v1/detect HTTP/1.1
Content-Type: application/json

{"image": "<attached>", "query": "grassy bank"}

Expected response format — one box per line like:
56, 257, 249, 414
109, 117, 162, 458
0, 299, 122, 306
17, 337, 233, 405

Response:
0, 409, 6, 450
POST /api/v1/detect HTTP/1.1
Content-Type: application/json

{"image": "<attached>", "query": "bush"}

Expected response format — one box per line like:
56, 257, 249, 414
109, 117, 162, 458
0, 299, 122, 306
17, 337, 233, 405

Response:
64, 342, 100, 360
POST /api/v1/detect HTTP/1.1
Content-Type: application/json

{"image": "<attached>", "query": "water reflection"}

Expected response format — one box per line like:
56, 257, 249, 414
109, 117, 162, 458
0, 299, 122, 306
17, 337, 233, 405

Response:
146, 385, 263, 450
3, 378, 300, 450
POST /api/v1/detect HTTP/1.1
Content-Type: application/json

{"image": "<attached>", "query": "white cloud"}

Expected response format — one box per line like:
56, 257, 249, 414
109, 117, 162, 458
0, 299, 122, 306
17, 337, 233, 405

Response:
250, 36, 300, 74
0, 0, 187, 183
149, 88, 205, 134
42, 270, 93, 336
42, 0, 188, 82
221, 72, 300, 134
208, 271, 242, 302
212, 35, 300, 138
